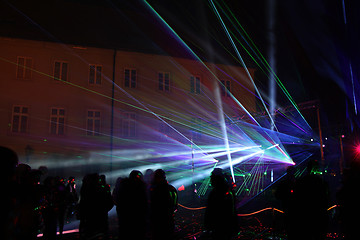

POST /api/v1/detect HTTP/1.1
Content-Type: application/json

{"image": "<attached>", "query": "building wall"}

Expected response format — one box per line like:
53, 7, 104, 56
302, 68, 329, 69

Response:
0, 37, 255, 175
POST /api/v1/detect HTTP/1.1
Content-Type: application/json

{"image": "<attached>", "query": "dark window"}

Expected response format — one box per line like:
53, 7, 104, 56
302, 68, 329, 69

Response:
17, 57, 32, 80
87, 110, 101, 136
50, 107, 65, 135
11, 106, 29, 133
159, 72, 170, 91
125, 69, 137, 88
190, 76, 201, 94
89, 65, 102, 85
54, 61, 68, 81
96, 66, 102, 84
131, 69, 136, 88
220, 80, 231, 97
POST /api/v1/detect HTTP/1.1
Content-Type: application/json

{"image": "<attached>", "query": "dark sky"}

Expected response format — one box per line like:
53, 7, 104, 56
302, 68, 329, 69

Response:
275, 1, 359, 131
145, 0, 359, 131
1, 0, 359, 133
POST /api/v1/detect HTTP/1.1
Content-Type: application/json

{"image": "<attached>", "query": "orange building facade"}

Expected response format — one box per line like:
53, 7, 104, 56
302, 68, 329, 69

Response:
0, 37, 255, 176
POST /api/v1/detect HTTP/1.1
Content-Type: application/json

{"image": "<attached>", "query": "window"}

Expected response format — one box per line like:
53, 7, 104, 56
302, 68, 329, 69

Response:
87, 110, 101, 136
124, 69, 137, 88
158, 72, 170, 91
190, 76, 201, 94
89, 64, 102, 85
50, 107, 65, 135
120, 112, 137, 137
220, 80, 231, 97
54, 61, 68, 81
11, 105, 29, 133
16, 57, 32, 80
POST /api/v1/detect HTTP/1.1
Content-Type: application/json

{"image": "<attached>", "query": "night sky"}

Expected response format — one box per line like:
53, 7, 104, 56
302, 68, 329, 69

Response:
145, 0, 359, 131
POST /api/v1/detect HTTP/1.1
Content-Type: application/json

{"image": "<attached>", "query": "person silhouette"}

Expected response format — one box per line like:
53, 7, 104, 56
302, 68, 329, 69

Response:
275, 166, 297, 240
204, 168, 237, 240
150, 169, 178, 240
113, 170, 147, 240
292, 160, 329, 240
2, 146, 18, 240
65, 176, 78, 220
42, 176, 58, 240
337, 160, 360, 240
79, 173, 113, 240
14, 164, 43, 240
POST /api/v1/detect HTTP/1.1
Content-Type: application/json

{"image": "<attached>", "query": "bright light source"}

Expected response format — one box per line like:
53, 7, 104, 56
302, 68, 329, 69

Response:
355, 144, 360, 155
352, 142, 360, 159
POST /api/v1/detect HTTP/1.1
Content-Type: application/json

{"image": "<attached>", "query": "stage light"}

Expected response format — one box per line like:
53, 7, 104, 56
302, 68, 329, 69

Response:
355, 144, 360, 157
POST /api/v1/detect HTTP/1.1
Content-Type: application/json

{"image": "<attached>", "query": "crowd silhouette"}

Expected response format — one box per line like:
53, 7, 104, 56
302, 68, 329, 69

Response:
3, 146, 81, 240
3, 146, 179, 240
3, 145, 360, 240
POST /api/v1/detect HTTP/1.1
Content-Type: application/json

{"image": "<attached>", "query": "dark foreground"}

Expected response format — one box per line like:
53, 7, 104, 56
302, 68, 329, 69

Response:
38, 205, 343, 240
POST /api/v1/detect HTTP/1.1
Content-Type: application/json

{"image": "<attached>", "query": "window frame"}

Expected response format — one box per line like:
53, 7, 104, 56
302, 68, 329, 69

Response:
53, 60, 69, 82
158, 71, 170, 92
124, 68, 137, 88
220, 79, 231, 97
49, 107, 66, 135
86, 109, 101, 136
16, 56, 32, 80
89, 64, 102, 85
190, 75, 201, 94
11, 105, 29, 133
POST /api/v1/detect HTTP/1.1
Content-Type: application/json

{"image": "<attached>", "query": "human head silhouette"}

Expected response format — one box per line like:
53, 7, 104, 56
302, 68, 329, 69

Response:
153, 169, 167, 184
210, 168, 227, 189
129, 170, 143, 181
